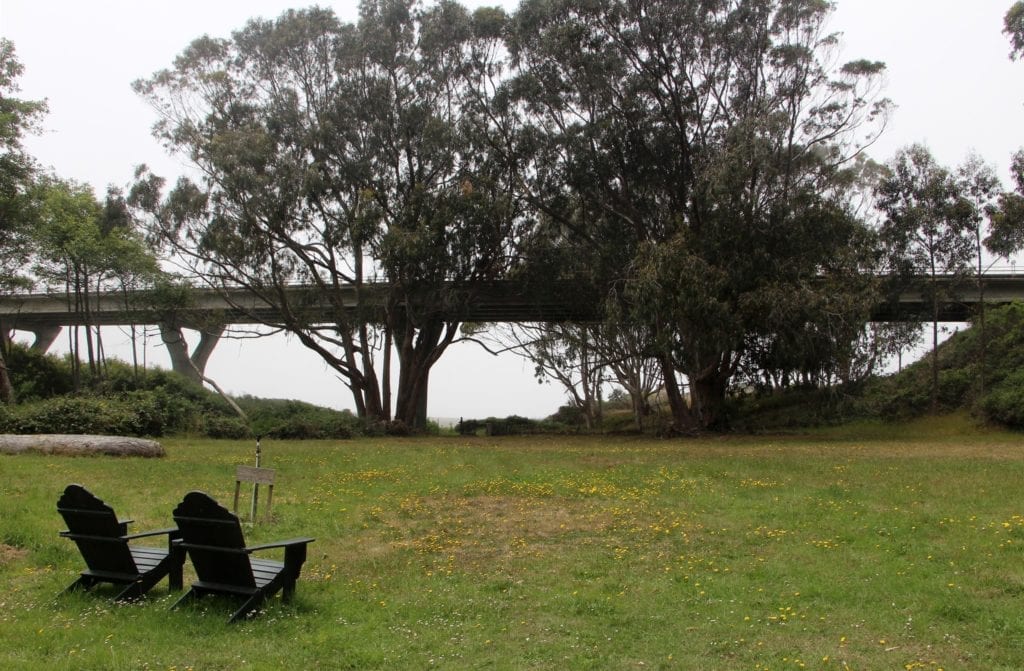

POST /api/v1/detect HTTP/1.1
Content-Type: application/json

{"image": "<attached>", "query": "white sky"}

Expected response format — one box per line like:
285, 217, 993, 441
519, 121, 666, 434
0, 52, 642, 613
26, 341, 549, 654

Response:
1, 1, 1022, 419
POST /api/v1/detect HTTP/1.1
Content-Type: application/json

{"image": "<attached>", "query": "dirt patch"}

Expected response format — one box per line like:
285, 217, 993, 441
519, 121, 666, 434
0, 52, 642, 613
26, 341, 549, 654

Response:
0, 434, 164, 457
382, 494, 614, 569
0, 544, 28, 565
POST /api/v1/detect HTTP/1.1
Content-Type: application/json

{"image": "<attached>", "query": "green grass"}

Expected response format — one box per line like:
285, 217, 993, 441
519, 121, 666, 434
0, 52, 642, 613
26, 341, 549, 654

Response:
3, 421, 1024, 670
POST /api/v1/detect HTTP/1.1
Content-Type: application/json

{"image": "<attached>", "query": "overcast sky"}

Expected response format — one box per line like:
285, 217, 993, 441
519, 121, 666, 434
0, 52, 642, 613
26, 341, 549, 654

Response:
2, 1, 1022, 419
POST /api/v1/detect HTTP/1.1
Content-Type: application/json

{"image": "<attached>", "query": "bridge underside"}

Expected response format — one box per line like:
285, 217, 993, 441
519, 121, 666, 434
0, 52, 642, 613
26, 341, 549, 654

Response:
3, 276, 1021, 379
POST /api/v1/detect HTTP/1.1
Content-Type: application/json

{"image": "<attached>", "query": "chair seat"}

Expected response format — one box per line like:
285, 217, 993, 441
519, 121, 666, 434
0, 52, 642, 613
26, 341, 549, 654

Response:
131, 546, 173, 571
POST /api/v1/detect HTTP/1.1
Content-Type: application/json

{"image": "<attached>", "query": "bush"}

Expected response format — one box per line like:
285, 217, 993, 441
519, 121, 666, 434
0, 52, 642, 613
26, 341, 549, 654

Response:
457, 418, 483, 435
457, 415, 558, 436
2, 396, 144, 436
238, 396, 361, 439
6, 344, 74, 401
547, 404, 587, 427
204, 415, 253, 440
979, 370, 1024, 428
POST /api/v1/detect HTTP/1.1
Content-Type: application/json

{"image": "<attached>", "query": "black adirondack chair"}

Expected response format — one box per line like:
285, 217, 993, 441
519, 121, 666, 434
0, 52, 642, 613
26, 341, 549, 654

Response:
171, 491, 315, 622
57, 484, 184, 601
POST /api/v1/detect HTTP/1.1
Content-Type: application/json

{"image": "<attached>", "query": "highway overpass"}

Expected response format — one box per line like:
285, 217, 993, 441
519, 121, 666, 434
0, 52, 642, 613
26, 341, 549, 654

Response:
2, 275, 1022, 379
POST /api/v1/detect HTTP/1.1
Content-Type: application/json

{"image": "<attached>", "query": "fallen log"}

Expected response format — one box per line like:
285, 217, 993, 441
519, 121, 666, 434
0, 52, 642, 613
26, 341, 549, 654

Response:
0, 434, 164, 457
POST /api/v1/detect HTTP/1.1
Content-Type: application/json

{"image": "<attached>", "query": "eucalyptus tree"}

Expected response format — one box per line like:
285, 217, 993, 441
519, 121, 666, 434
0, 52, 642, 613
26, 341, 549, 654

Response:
592, 322, 662, 431
490, 320, 660, 430
33, 180, 159, 387
989, 151, 1024, 257
134, 2, 528, 429
34, 180, 103, 385
956, 154, 1005, 396
876, 145, 974, 413
0, 39, 47, 403
505, 0, 889, 429
1007, 2, 1024, 60
492, 323, 608, 429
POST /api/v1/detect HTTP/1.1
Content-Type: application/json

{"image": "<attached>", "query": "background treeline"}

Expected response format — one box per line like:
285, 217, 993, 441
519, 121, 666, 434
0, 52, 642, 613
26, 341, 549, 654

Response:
4, 301, 1024, 438
3, 3, 1024, 436
460, 303, 1024, 435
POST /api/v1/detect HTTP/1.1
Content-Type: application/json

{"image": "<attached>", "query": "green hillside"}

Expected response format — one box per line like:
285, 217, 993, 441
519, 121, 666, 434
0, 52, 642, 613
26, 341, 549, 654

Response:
861, 302, 1024, 428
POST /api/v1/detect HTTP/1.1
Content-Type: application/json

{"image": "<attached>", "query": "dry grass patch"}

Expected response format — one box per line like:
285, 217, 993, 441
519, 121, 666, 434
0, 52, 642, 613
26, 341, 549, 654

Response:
0, 544, 27, 565
388, 494, 614, 569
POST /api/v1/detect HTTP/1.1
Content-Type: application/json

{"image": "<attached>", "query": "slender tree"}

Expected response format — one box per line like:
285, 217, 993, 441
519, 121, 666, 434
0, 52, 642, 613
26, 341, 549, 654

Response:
32, 179, 161, 388
988, 151, 1024, 258
876, 145, 974, 413
957, 154, 1003, 396
0, 39, 47, 404
494, 323, 607, 430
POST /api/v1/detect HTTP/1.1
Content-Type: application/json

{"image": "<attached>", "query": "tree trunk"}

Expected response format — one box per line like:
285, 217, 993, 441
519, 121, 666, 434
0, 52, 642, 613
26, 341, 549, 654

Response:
690, 369, 730, 430
977, 246, 987, 397
392, 316, 454, 431
159, 323, 201, 384
357, 323, 386, 422
0, 334, 14, 405
659, 354, 694, 433
931, 282, 940, 415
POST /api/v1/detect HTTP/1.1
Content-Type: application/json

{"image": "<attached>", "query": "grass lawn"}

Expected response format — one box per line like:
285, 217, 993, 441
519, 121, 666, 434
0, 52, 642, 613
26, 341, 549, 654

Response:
2, 416, 1024, 670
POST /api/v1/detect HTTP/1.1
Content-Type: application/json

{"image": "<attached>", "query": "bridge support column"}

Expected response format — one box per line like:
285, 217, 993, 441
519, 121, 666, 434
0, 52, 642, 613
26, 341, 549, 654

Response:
159, 321, 226, 383
29, 325, 63, 353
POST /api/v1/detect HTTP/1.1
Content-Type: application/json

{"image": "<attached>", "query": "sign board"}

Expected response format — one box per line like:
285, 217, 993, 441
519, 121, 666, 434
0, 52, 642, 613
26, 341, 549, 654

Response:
233, 466, 277, 521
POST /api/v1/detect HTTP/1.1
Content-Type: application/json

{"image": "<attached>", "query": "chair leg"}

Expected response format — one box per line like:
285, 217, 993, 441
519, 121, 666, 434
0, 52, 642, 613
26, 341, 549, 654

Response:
170, 587, 200, 611
61, 575, 97, 596
229, 593, 265, 623
168, 549, 185, 591
114, 580, 146, 602
282, 577, 297, 603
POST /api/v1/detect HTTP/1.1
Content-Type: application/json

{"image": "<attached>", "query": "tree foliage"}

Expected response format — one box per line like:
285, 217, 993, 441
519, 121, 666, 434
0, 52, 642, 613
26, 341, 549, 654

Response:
133, 2, 530, 429
876, 144, 975, 413
501, 0, 889, 429
32, 179, 160, 388
1007, 2, 1024, 60
0, 39, 47, 404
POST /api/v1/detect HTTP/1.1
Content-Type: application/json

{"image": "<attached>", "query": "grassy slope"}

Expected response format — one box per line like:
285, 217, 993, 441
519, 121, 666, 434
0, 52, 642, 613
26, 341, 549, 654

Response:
856, 302, 1024, 425
2, 424, 1024, 669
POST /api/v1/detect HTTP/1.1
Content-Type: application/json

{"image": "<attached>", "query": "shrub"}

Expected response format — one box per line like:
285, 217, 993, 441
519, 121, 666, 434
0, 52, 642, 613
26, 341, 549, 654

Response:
457, 418, 483, 435
204, 416, 253, 440
979, 370, 1024, 428
548, 404, 587, 427
6, 344, 73, 401
4, 396, 143, 436
238, 396, 360, 439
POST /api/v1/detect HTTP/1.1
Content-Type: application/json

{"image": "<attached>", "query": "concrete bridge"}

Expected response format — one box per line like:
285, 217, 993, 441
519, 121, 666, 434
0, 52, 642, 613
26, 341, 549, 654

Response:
2, 275, 1022, 380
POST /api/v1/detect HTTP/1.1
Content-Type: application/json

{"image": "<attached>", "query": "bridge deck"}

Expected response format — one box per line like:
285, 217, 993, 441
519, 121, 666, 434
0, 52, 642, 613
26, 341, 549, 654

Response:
2, 276, 1023, 331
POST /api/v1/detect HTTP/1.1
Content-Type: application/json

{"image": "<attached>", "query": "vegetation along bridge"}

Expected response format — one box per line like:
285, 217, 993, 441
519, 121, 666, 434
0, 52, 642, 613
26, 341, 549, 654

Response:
3, 275, 1023, 380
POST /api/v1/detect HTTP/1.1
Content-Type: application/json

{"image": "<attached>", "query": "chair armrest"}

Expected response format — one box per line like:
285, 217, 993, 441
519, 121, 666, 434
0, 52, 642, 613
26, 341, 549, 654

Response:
124, 527, 180, 541
174, 540, 248, 555
59, 531, 129, 543
245, 537, 316, 553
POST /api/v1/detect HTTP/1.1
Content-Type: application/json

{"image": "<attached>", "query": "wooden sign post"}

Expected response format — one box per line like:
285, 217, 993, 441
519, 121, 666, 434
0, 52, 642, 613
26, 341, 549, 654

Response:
233, 465, 276, 522
233, 439, 275, 522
